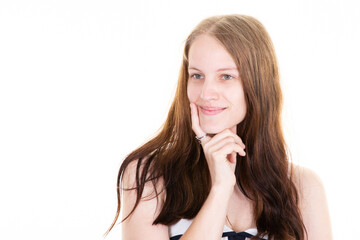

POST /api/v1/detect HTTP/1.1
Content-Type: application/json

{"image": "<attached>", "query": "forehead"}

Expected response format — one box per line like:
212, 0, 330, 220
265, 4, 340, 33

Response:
188, 34, 237, 70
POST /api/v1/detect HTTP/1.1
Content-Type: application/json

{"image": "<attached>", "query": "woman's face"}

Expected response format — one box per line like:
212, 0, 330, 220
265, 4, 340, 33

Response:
187, 34, 246, 134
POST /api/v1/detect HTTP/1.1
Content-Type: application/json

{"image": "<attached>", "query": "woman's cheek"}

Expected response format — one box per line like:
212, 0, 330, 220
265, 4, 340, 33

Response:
187, 84, 198, 102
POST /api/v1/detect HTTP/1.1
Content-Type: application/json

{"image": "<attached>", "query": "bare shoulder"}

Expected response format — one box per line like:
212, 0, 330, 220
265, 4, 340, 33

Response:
122, 158, 167, 198
290, 164, 333, 240
121, 158, 169, 240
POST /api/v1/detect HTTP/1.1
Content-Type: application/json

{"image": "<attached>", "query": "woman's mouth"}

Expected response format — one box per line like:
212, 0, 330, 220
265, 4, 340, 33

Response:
199, 106, 227, 115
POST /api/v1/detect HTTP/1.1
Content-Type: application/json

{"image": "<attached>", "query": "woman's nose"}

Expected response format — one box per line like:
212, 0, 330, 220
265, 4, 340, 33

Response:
200, 79, 219, 101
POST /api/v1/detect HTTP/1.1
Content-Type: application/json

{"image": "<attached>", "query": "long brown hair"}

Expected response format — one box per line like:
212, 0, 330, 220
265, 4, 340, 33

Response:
106, 14, 306, 240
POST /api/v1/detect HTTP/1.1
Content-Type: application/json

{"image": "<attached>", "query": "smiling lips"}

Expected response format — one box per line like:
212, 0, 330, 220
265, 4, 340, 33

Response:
199, 106, 227, 115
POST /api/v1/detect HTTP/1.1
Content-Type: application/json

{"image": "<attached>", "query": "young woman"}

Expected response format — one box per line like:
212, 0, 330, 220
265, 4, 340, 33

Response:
107, 14, 332, 240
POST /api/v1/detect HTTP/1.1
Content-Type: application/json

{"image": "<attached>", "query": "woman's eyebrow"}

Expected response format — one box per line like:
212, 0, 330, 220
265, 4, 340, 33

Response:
188, 67, 201, 71
216, 67, 238, 72
188, 67, 238, 72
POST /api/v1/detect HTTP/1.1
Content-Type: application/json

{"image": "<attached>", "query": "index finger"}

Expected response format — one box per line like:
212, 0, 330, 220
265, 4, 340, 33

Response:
190, 103, 209, 143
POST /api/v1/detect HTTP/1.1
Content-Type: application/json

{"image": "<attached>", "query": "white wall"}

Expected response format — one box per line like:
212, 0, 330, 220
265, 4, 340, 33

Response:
0, 0, 359, 239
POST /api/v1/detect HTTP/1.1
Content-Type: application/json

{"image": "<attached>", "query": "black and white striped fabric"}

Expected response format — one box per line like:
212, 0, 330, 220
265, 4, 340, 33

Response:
169, 219, 267, 240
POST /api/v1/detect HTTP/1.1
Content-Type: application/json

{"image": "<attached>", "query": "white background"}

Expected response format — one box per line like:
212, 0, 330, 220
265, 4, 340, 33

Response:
0, 0, 359, 239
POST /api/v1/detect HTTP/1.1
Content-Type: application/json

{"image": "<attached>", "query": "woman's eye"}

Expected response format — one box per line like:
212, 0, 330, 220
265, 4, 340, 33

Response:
222, 74, 233, 80
191, 74, 203, 80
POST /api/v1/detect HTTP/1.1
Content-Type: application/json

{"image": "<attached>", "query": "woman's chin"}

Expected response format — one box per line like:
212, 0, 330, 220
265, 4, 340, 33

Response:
201, 125, 225, 135
201, 124, 238, 135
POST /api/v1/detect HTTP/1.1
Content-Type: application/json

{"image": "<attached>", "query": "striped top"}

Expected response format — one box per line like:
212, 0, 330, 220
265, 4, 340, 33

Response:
169, 219, 268, 240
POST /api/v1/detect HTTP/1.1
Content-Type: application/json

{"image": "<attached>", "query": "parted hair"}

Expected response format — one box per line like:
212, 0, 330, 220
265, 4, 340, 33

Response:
107, 14, 306, 240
